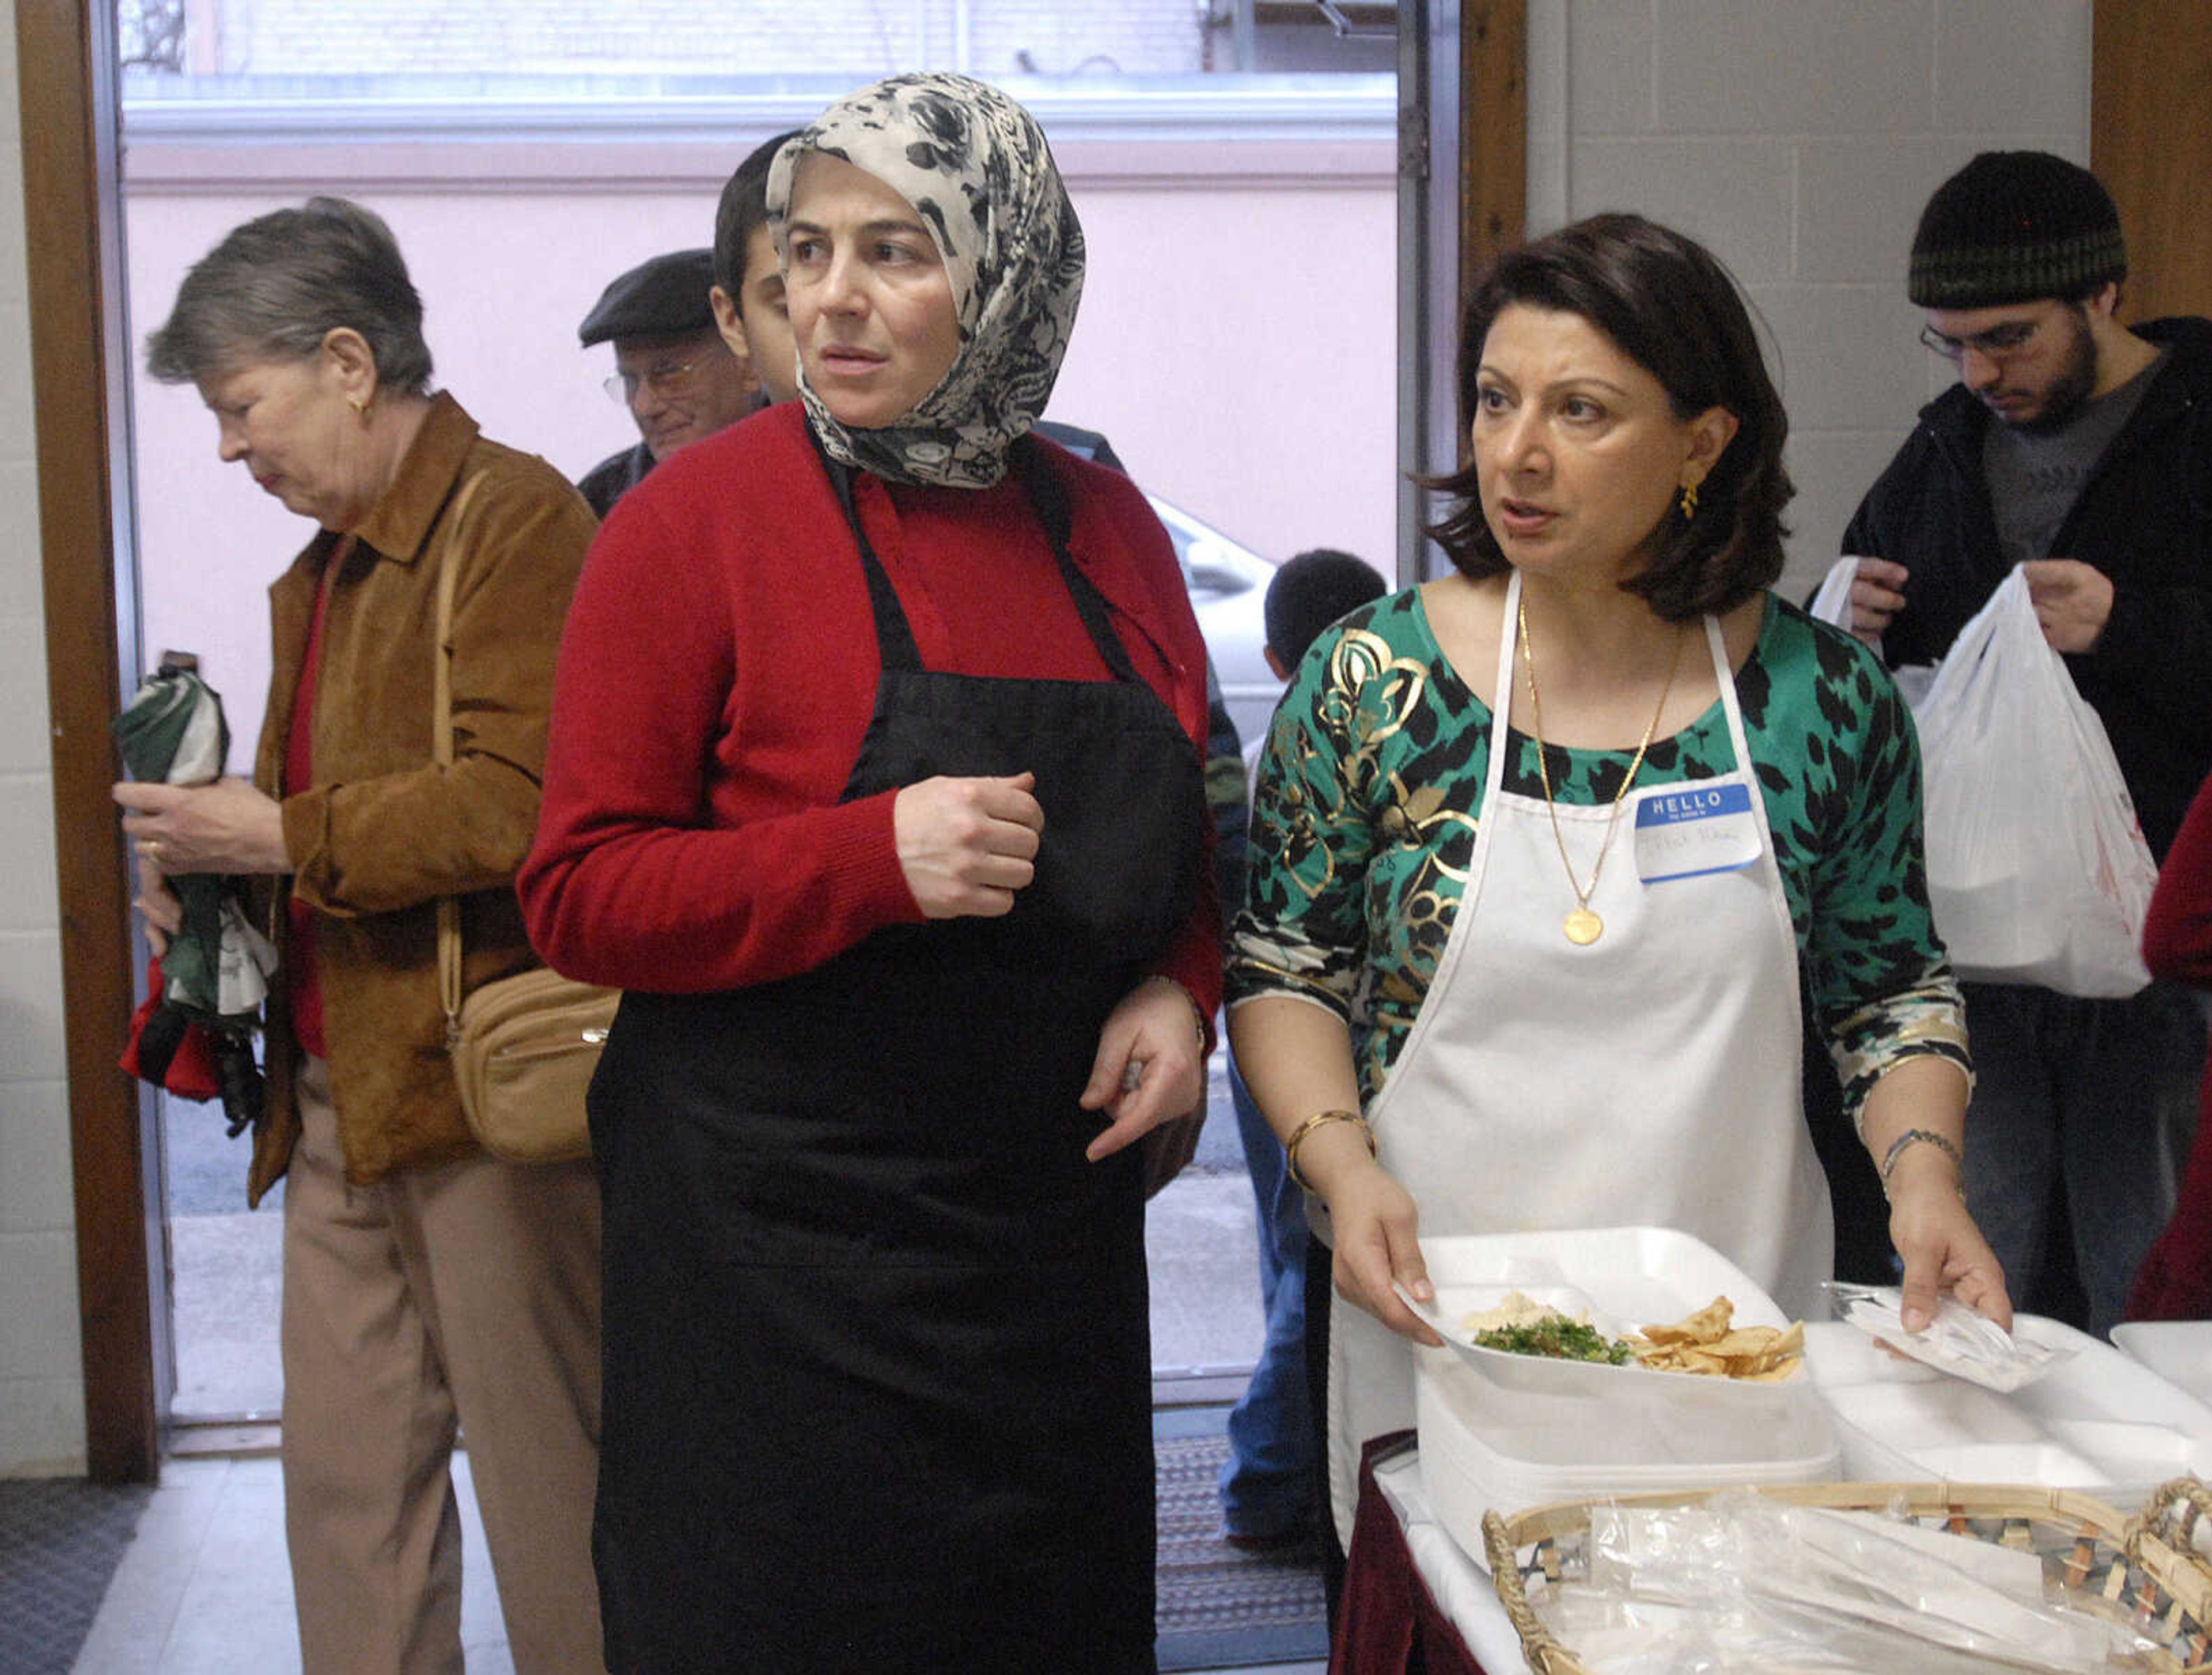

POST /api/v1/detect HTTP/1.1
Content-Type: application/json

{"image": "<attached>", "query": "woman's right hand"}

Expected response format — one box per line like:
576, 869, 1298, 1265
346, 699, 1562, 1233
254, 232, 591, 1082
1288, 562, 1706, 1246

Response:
892, 772, 1044, 918
1887, 1161, 2013, 1333
1310, 1139, 1443, 1348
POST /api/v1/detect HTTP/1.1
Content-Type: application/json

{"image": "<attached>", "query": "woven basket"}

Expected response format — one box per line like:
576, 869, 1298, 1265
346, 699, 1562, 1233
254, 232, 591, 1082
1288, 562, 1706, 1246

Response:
1480, 1476, 2212, 1674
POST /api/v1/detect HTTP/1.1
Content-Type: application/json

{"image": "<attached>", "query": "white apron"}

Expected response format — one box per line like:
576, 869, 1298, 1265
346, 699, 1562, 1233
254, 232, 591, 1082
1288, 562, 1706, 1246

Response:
1321, 575, 1832, 1541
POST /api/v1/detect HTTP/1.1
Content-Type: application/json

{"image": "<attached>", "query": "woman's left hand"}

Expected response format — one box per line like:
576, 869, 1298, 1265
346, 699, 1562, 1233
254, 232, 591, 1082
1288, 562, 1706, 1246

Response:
1078, 978, 1206, 1163
1888, 1166, 2013, 1333
113, 777, 290, 876
132, 859, 183, 958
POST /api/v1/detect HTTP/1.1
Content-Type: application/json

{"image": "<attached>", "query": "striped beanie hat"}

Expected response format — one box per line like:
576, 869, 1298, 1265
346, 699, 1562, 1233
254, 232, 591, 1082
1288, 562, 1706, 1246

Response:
1908, 151, 2126, 308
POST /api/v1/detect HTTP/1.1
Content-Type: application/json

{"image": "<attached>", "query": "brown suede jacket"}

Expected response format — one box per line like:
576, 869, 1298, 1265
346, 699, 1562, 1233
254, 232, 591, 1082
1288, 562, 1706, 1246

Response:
246, 393, 596, 1203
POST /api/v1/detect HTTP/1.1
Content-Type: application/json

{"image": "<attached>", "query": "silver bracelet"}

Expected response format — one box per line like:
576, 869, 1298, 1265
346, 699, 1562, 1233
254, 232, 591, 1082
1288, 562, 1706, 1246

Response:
1879, 1127, 1964, 1194
1138, 974, 1208, 1050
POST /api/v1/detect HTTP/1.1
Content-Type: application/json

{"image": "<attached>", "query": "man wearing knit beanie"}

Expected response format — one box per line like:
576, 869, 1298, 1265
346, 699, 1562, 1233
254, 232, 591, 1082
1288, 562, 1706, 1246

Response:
1838, 150, 2212, 1338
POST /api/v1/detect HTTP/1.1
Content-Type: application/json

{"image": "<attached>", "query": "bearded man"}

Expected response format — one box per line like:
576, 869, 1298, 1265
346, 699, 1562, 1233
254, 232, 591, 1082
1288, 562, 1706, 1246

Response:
1840, 150, 2212, 1339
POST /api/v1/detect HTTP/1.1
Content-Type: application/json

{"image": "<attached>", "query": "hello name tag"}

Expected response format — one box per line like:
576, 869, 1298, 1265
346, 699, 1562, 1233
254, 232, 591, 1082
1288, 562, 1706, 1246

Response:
1633, 781, 1763, 883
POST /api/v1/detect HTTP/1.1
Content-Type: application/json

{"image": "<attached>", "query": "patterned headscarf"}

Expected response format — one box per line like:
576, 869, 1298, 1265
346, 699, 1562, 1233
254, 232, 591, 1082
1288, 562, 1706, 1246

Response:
767, 73, 1086, 490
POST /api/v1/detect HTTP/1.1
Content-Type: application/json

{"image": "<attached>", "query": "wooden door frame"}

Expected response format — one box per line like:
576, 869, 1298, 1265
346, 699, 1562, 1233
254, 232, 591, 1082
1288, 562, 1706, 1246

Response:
2090, 0, 2211, 324
1459, 2, 1526, 307
21, 0, 164, 1484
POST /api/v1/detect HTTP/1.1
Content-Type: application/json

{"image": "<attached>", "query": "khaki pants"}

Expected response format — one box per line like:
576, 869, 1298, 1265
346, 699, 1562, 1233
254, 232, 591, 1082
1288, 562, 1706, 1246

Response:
282, 1055, 605, 1674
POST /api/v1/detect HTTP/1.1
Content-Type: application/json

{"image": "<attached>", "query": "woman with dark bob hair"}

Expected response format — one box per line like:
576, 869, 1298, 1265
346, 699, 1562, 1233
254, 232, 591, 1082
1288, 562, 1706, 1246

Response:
116, 196, 604, 1673
1228, 212, 2012, 1563
1430, 213, 1797, 618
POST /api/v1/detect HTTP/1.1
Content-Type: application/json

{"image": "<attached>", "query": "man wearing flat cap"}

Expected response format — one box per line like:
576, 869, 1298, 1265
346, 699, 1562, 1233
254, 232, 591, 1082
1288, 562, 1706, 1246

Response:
1840, 150, 2212, 1338
577, 247, 759, 518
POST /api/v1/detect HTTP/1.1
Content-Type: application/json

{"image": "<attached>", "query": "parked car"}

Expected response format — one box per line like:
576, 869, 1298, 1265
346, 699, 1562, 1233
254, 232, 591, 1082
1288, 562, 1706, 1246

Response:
1145, 493, 1285, 761
1029, 423, 1286, 761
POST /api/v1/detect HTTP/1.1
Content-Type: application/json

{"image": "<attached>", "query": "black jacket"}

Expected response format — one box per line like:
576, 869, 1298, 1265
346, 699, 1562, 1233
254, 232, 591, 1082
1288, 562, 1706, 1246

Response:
576, 439, 653, 521
1842, 316, 2212, 857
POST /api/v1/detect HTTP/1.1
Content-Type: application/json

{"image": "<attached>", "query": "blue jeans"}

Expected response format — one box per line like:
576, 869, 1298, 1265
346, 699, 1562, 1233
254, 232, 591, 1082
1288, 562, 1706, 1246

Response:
1960, 980, 2205, 1339
1218, 1055, 1319, 1537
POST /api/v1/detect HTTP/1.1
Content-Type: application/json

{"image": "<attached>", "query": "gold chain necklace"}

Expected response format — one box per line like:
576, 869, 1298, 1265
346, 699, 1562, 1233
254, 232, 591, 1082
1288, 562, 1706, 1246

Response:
1517, 595, 1686, 946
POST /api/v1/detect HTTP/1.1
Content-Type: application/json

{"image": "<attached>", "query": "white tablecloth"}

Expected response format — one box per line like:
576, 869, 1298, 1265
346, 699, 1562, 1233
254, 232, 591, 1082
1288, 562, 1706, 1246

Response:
1368, 1448, 1533, 1673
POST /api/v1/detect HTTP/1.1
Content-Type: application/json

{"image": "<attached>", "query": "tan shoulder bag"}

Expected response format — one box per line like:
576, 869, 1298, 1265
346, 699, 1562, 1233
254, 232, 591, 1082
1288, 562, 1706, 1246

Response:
433, 471, 615, 1163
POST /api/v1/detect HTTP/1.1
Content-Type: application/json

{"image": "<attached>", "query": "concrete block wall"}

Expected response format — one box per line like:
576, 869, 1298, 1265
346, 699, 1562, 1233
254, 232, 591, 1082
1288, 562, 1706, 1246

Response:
1542, 0, 2092, 598
0, 0, 83, 1475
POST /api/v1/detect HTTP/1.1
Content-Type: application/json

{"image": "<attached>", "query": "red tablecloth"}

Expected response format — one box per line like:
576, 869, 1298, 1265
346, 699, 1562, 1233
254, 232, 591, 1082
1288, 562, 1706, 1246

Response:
1330, 1432, 1494, 1675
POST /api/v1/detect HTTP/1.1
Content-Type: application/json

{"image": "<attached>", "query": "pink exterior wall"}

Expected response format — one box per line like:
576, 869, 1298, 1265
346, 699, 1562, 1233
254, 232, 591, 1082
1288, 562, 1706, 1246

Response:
203, 0, 1214, 78
123, 132, 1398, 760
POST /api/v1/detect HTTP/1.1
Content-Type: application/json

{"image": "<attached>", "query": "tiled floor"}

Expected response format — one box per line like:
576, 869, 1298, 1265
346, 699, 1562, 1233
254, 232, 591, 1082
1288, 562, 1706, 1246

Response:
71, 1453, 513, 1675
70, 1450, 1325, 1673
78, 1058, 1325, 1670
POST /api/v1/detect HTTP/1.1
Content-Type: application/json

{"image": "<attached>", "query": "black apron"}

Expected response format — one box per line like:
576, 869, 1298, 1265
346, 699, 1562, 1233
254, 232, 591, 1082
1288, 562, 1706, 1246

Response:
590, 442, 1205, 1675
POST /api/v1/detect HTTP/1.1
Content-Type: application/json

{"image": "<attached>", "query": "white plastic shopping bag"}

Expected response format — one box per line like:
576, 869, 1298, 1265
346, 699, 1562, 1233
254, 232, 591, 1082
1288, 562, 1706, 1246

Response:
1911, 566, 2157, 998
1808, 555, 1861, 629
1809, 557, 1938, 706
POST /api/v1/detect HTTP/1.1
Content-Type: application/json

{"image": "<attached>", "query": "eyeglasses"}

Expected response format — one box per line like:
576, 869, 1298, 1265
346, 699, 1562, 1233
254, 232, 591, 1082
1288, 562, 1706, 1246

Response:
603, 356, 710, 403
1918, 319, 2044, 363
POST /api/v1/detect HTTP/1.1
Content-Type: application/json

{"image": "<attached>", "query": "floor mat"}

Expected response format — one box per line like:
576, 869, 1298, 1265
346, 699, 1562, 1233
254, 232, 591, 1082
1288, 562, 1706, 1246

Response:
1155, 1422, 1329, 1670
0, 1477, 151, 1675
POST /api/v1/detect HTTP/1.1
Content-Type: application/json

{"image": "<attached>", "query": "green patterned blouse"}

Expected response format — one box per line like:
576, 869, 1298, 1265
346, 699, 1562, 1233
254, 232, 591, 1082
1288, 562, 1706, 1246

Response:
1226, 586, 1968, 1124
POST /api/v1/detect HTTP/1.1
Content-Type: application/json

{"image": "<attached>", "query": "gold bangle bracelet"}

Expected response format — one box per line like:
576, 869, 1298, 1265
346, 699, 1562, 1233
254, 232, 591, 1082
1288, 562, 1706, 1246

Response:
1284, 1108, 1376, 1194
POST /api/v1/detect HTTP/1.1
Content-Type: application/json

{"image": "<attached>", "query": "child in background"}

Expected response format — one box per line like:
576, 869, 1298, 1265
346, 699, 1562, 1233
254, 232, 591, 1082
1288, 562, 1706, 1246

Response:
1262, 550, 1389, 686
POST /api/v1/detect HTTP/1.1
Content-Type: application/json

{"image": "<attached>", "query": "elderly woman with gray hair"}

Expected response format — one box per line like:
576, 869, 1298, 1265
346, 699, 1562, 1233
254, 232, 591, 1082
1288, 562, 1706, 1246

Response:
116, 196, 605, 1675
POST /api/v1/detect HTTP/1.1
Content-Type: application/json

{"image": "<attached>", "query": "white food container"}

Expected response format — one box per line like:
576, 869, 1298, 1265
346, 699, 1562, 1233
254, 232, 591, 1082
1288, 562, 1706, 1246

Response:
2111, 1319, 2212, 1408
1807, 1315, 2212, 1503
1412, 1227, 1841, 1568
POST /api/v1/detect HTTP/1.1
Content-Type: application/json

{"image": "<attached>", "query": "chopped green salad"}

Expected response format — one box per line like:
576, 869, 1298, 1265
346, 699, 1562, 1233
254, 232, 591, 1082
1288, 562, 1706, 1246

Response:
1472, 1317, 1635, 1365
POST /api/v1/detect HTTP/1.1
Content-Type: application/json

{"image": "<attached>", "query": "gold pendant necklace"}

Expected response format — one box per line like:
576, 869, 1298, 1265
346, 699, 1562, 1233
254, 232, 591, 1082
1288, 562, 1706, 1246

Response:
1517, 595, 1685, 946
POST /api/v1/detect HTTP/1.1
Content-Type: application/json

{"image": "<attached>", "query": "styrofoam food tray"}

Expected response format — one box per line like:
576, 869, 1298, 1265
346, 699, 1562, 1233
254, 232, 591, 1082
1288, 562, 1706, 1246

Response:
1412, 1225, 1809, 1398
1417, 1354, 1840, 1494
2111, 1320, 2212, 1407
1413, 1228, 1840, 1568
1806, 1315, 2212, 1502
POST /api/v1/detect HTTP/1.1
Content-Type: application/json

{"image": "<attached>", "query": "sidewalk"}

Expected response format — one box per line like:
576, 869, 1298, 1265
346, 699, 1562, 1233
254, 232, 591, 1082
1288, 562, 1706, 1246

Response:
165, 1056, 1271, 1421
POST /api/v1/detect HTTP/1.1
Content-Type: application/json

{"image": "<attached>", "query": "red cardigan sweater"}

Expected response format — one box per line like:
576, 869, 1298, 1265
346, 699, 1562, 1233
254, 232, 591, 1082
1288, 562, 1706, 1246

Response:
520, 402, 1221, 1016
2130, 769, 2212, 1319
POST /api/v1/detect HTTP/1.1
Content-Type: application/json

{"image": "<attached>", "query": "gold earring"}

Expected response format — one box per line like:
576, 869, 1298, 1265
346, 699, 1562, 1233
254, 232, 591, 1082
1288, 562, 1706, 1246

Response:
1679, 480, 1699, 520
348, 394, 369, 418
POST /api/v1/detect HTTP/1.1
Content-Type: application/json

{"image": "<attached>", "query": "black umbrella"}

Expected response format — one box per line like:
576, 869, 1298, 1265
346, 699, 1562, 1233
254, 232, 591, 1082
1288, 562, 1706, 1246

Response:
112, 652, 275, 1135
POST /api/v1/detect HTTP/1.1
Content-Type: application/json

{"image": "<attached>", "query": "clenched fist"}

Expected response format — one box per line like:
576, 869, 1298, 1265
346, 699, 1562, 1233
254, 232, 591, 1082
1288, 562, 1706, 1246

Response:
893, 772, 1044, 919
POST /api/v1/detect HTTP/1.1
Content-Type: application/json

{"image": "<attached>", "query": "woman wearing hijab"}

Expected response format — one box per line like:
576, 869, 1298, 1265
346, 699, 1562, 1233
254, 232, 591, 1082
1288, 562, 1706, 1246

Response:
520, 75, 1218, 1675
